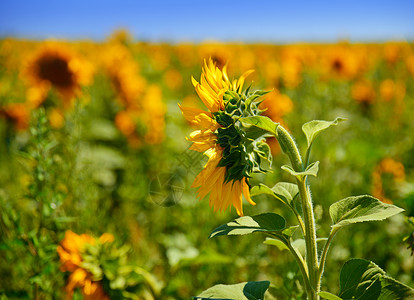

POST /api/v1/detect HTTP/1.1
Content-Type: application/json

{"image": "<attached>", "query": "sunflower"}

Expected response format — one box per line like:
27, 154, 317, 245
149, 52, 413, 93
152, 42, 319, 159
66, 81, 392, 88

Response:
180, 58, 271, 216
23, 43, 93, 106
101, 43, 146, 107
57, 230, 112, 300
322, 45, 360, 80
0, 103, 30, 131
372, 158, 405, 204
351, 79, 375, 104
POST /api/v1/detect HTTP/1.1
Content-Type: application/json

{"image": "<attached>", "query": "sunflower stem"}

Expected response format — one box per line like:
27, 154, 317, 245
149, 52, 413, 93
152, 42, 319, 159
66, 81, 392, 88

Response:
317, 227, 340, 288
297, 178, 319, 300
276, 125, 319, 300
285, 237, 312, 296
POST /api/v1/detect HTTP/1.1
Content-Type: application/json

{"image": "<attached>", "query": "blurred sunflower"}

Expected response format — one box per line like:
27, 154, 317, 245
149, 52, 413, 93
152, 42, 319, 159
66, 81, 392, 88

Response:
22, 43, 93, 107
0, 102, 30, 131
372, 158, 405, 204
379, 79, 406, 102
351, 79, 375, 104
57, 230, 113, 300
322, 45, 360, 80
141, 84, 165, 144
180, 58, 259, 216
101, 43, 146, 107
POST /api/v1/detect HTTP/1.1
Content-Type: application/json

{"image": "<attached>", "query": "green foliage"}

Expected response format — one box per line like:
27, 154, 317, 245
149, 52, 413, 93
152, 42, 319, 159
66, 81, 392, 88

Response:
329, 195, 405, 229
210, 213, 286, 238
239, 116, 278, 136
281, 161, 319, 179
302, 118, 346, 148
191, 281, 270, 300
318, 291, 342, 300
1, 40, 414, 299
337, 258, 414, 300
250, 182, 299, 207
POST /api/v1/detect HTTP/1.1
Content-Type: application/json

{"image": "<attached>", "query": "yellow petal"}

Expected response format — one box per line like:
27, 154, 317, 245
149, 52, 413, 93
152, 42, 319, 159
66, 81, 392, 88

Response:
232, 180, 244, 216
191, 76, 199, 87
242, 178, 256, 206
236, 69, 254, 92
192, 149, 221, 188
221, 179, 234, 213
179, 104, 209, 123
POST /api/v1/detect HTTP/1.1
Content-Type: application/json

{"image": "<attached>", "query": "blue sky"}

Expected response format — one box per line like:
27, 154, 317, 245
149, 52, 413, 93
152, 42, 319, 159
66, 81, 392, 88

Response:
1, 0, 413, 43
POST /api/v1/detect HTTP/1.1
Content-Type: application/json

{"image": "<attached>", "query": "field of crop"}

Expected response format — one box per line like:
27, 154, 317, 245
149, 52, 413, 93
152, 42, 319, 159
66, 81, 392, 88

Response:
0, 32, 413, 299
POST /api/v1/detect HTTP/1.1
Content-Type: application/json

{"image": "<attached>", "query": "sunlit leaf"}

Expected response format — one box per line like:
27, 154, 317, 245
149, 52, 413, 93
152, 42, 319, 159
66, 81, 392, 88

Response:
240, 116, 278, 135
302, 117, 346, 147
263, 238, 289, 251
318, 291, 342, 300
281, 161, 319, 179
191, 281, 270, 300
329, 195, 404, 229
210, 213, 286, 238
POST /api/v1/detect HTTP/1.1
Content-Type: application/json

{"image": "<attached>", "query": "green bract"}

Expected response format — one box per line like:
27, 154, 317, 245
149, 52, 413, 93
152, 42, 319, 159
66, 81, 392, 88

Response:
213, 89, 272, 182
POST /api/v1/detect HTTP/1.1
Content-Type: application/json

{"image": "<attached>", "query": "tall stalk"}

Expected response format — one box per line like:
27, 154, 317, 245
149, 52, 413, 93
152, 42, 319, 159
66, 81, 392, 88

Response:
276, 125, 319, 300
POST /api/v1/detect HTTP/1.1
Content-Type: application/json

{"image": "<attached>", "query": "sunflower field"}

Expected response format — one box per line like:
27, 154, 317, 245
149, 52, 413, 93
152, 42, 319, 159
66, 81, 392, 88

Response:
0, 31, 414, 299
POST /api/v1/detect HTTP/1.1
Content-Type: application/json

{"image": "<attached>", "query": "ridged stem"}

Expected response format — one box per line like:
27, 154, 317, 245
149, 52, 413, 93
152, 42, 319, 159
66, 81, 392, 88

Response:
276, 125, 319, 300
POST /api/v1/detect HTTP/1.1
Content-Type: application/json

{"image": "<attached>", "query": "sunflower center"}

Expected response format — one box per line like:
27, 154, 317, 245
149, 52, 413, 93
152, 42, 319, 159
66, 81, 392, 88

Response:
38, 56, 74, 88
332, 59, 343, 72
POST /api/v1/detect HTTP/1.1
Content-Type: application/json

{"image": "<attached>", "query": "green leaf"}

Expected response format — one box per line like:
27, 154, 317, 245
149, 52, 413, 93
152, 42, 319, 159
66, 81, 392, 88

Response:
273, 182, 299, 202
251, 182, 298, 207
339, 259, 384, 300
318, 291, 343, 300
240, 116, 278, 135
378, 276, 414, 300
251, 182, 299, 206
210, 213, 286, 238
263, 226, 299, 251
336, 259, 414, 300
329, 195, 404, 229
302, 117, 346, 147
264, 238, 289, 251
281, 161, 319, 179
191, 281, 270, 300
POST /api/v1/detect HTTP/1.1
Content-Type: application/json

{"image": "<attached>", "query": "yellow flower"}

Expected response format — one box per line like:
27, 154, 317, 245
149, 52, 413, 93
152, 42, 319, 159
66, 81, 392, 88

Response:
322, 44, 360, 80
180, 58, 255, 216
101, 43, 146, 107
0, 103, 30, 131
163, 68, 183, 91
379, 79, 406, 102
57, 230, 112, 300
141, 84, 166, 144
115, 110, 136, 136
372, 158, 405, 204
22, 42, 93, 106
351, 79, 375, 103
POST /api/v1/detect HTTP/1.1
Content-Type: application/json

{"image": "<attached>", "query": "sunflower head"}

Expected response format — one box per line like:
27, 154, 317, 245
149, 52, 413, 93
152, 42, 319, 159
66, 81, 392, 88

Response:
181, 58, 273, 215
22, 43, 93, 105
57, 231, 113, 299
